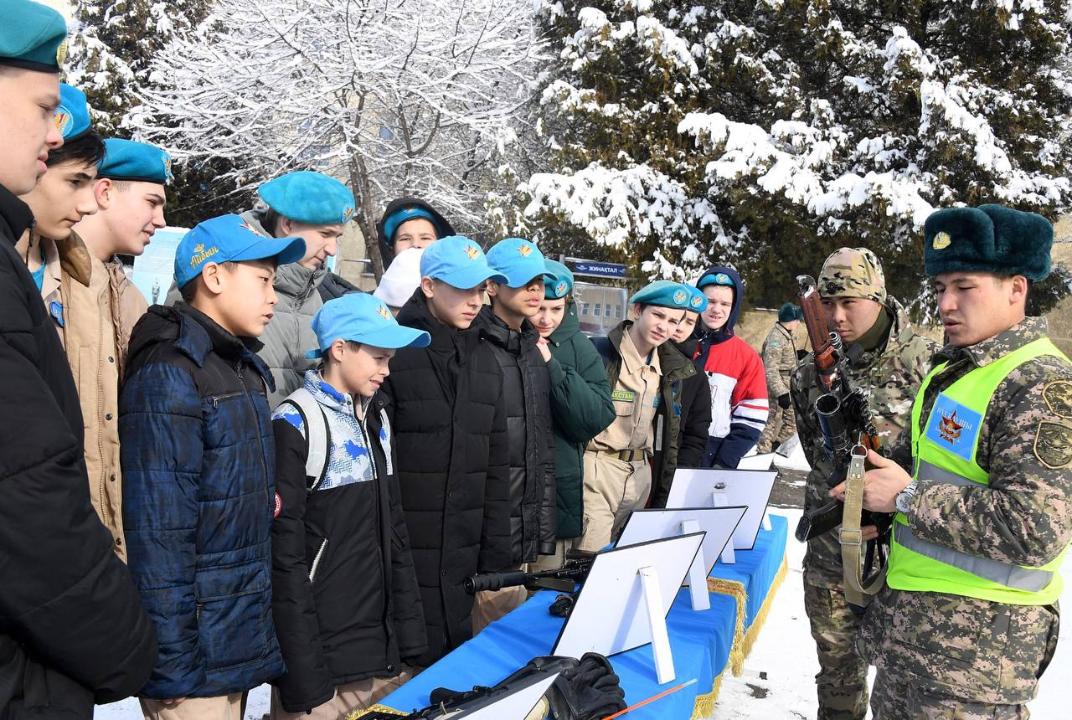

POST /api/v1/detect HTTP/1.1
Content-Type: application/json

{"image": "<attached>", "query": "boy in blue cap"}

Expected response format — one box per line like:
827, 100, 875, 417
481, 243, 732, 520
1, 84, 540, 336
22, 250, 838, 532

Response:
529, 260, 614, 571
270, 293, 429, 718
376, 196, 455, 267
120, 215, 305, 719
381, 235, 512, 664
578, 280, 698, 551
469, 238, 559, 630
0, 2, 159, 716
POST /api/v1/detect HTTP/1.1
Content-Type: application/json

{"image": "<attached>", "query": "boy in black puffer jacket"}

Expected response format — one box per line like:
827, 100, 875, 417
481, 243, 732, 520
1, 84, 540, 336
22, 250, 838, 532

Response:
381, 236, 512, 665
121, 216, 305, 718
270, 293, 430, 718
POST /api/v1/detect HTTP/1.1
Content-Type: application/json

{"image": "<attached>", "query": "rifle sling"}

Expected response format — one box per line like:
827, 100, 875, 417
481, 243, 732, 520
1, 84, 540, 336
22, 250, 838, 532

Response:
840, 452, 886, 606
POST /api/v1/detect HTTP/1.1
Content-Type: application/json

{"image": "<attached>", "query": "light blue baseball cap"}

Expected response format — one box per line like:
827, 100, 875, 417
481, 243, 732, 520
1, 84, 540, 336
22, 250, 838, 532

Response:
174, 214, 306, 288
419, 235, 507, 289
485, 237, 558, 289
307, 293, 430, 358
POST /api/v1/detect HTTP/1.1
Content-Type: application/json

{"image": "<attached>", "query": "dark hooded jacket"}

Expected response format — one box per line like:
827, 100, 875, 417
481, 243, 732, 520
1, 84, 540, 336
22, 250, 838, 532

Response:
376, 198, 455, 267
0, 185, 157, 718
473, 306, 556, 562
381, 290, 511, 665
651, 336, 712, 507
120, 304, 284, 699
546, 302, 614, 538
693, 265, 768, 469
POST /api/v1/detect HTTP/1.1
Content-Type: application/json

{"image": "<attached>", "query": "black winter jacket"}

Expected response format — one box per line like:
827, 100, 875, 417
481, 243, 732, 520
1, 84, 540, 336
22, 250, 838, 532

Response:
474, 307, 556, 563
376, 198, 455, 267
382, 290, 511, 664
271, 374, 426, 713
0, 185, 157, 717
650, 338, 711, 507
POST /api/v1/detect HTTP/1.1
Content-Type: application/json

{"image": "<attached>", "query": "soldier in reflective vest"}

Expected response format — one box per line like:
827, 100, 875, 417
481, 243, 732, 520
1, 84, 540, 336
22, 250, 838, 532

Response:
836, 205, 1072, 719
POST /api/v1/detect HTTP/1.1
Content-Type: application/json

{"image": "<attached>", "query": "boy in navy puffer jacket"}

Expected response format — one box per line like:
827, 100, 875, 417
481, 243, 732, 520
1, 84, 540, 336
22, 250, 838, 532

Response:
121, 215, 305, 719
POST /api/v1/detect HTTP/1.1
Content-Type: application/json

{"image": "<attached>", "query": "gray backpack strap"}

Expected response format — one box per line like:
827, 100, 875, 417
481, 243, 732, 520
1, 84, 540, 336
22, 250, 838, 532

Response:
282, 388, 329, 490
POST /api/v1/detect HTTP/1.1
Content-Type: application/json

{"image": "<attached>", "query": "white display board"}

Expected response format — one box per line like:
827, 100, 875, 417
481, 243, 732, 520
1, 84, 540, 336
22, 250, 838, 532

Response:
455, 673, 559, 719
617, 506, 747, 579
737, 453, 774, 471
665, 469, 777, 550
552, 533, 704, 663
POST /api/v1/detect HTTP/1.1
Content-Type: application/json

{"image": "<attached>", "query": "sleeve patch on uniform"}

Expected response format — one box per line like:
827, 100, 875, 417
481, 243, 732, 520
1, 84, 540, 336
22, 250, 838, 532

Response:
1042, 381, 1072, 419
1033, 421, 1072, 469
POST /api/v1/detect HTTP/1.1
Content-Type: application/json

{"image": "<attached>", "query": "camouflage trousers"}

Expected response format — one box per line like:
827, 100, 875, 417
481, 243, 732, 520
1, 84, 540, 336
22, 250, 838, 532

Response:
803, 581, 868, 720
870, 670, 1028, 719
757, 388, 796, 453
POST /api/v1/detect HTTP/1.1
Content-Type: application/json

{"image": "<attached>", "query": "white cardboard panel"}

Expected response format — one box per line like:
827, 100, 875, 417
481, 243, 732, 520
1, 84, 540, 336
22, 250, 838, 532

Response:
665, 468, 777, 550
455, 673, 559, 719
617, 506, 747, 579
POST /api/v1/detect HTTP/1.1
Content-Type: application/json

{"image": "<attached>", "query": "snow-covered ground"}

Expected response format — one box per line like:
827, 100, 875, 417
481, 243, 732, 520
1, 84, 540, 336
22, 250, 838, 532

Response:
716, 508, 1071, 720
99, 506, 1070, 719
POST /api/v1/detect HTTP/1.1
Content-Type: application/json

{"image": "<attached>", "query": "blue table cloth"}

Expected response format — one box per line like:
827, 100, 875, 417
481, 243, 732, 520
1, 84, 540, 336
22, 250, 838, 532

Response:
373, 515, 790, 719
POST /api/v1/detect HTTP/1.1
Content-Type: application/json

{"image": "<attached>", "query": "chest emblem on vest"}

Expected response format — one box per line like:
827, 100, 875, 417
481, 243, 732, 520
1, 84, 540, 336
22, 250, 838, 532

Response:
925, 393, 982, 462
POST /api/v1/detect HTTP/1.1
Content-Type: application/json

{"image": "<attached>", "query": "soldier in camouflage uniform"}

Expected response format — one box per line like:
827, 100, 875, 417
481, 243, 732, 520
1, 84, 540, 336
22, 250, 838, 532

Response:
757, 303, 802, 453
845, 206, 1072, 719
791, 248, 937, 720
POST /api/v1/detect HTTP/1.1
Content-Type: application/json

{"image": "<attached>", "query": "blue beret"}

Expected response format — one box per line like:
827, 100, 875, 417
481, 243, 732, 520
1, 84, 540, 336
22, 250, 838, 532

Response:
258, 171, 355, 225
684, 284, 708, 313
924, 204, 1052, 281
55, 83, 91, 141
98, 139, 172, 184
384, 206, 437, 243
629, 280, 693, 310
174, 214, 306, 288
0, 0, 66, 73
778, 303, 803, 323
544, 259, 573, 299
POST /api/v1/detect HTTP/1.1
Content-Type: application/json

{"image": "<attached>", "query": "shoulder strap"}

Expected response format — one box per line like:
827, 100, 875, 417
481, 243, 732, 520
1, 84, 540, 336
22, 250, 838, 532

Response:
282, 388, 330, 490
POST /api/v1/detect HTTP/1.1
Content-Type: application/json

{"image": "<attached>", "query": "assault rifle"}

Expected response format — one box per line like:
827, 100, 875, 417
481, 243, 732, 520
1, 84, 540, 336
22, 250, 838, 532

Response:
792, 275, 891, 603
464, 553, 595, 595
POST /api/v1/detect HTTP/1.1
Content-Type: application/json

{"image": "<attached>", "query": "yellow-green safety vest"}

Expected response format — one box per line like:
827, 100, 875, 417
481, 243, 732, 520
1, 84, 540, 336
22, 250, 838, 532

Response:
887, 337, 1069, 605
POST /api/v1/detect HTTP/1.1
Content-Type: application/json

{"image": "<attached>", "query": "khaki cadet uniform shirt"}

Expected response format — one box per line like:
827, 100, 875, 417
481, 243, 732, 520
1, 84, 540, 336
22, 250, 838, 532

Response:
861, 317, 1072, 713
579, 330, 662, 551
41, 233, 148, 561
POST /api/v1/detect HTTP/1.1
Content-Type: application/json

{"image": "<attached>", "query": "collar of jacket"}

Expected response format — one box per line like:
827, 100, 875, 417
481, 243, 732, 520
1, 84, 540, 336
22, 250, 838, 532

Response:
304, 369, 374, 417
848, 298, 913, 370
476, 305, 536, 354
0, 183, 34, 245
609, 320, 695, 381
548, 300, 580, 347
168, 303, 271, 381
934, 315, 1050, 370
397, 287, 459, 354
275, 260, 326, 302
53, 229, 94, 287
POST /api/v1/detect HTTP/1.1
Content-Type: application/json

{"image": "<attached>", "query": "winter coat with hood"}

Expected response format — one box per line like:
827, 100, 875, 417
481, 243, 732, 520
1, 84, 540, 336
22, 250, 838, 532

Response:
651, 336, 712, 507
473, 306, 556, 563
380, 289, 511, 665
120, 303, 284, 699
592, 320, 696, 488
270, 371, 426, 713
0, 184, 157, 718
693, 265, 768, 469
546, 301, 614, 538
376, 197, 455, 267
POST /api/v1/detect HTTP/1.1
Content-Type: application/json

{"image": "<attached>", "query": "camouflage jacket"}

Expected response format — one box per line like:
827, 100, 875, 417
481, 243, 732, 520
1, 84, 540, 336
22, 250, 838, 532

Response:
791, 300, 936, 588
761, 322, 796, 398
860, 316, 1072, 704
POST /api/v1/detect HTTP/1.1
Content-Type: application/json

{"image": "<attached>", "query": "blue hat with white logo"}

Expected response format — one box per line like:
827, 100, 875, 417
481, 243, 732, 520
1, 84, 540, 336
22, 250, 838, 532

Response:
174, 214, 306, 288
54, 83, 91, 140
307, 293, 430, 358
384, 206, 439, 244
629, 280, 693, 310
420, 235, 507, 289
684, 284, 708, 313
0, 0, 67, 73
543, 259, 573, 299
258, 171, 356, 226
485, 237, 558, 288
98, 138, 172, 184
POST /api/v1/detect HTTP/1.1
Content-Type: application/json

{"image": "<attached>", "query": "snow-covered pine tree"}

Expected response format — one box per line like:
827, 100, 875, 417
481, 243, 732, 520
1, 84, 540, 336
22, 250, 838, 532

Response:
521, 0, 1072, 310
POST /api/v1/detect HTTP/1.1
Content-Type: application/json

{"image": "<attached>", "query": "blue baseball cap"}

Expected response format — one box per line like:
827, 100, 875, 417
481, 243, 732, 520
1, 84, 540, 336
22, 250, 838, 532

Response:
55, 83, 91, 141
629, 280, 693, 310
485, 238, 558, 289
420, 235, 507, 289
684, 284, 708, 313
98, 138, 172, 184
0, 0, 67, 73
543, 259, 573, 299
174, 214, 306, 288
307, 293, 430, 358
258, 171, 355, 225
384, 206, 437, 243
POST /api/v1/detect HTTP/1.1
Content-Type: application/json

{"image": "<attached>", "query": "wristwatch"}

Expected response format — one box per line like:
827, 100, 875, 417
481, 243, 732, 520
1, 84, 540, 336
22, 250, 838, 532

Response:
895, 480, 919, 515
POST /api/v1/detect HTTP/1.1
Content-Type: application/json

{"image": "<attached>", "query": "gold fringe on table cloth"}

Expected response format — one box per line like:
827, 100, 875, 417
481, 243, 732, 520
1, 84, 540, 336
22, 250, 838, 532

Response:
690, 671, 724, 719
707, 554, 789, 676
